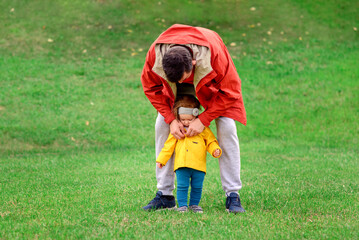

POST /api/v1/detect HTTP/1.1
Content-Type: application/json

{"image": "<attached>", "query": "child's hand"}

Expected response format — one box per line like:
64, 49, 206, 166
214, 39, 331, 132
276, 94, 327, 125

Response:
213, 149, 221, 158
156, 162, 163, 169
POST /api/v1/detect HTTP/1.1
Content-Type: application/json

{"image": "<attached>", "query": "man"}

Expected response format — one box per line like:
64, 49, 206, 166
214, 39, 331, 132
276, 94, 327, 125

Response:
141, 24, 247, 213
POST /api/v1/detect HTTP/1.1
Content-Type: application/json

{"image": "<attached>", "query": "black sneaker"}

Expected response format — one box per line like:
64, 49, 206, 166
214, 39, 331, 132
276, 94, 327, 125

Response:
142, 191, 176, 211
226, 193, 245, 213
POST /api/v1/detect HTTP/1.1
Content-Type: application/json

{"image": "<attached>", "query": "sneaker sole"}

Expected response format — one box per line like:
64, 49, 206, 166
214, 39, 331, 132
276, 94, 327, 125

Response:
226, 209, 245, 214
143, 206, 177, 211
157, 206, 177, 211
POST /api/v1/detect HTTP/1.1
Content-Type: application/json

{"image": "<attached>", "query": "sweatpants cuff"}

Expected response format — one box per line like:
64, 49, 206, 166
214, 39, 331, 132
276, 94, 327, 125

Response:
226, 191, 239, 197
159, 190, 174, 196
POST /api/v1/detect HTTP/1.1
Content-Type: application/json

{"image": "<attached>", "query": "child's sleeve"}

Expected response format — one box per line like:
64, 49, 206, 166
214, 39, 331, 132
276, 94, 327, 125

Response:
156, 134, 177, 166
204, 128, 222, 158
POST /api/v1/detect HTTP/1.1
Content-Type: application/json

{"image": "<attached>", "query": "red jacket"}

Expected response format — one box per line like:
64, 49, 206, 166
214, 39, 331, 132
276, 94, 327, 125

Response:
141, 24, 246, 126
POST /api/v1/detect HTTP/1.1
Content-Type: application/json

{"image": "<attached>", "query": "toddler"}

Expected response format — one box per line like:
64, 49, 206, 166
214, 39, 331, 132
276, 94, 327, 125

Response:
156, 95, 222, 213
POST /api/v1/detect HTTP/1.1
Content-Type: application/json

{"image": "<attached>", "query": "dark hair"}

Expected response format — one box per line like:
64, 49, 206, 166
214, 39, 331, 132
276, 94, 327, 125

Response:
172, 95, 201, 120
162, 46, 193, 83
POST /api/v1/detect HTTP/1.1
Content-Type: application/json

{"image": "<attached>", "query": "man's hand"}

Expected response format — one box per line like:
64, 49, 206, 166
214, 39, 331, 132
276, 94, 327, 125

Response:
170, 119, 185, 139
186, 118, 205, 137
156, 162, 163, 169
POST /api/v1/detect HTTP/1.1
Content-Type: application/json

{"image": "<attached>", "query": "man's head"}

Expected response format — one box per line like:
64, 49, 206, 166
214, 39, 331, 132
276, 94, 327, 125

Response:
162, 46, 196, 83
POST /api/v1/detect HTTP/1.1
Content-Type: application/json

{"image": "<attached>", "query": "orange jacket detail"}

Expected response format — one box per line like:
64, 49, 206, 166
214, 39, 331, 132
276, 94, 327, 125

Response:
141, 24, 246, 126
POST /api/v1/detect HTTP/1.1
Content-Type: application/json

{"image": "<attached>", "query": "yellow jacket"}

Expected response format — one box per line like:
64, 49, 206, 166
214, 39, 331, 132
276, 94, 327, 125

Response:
156, 127, 222, 173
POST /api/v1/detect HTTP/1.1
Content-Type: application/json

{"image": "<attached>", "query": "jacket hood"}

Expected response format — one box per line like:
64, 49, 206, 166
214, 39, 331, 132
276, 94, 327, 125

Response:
155, 24, 211, 47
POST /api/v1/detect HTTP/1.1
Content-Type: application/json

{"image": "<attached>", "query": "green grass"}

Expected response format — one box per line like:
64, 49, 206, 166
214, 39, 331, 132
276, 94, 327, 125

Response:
1, 0, 358, 238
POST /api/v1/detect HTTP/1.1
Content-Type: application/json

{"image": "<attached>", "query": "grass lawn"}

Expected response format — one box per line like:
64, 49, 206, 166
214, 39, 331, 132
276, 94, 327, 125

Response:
0, 0, 358, 238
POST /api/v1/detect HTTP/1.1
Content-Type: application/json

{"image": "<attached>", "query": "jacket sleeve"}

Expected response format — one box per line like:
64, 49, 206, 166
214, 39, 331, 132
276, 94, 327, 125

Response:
156, 134, 177, 166
204, 128, 222, 158
198, 41, 243, 126
141, 46, 176, 124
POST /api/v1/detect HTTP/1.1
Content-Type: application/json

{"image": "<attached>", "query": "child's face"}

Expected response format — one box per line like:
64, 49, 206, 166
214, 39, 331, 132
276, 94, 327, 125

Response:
179, 114, 195, 127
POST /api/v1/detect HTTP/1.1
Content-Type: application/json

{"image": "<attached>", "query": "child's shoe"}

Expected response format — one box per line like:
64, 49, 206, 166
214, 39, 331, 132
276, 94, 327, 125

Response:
176, 206, 188, 212
189, 205, 203, 213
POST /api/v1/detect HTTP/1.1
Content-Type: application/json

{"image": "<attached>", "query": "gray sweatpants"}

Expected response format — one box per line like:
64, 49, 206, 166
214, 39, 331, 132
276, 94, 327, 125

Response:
155, 113, 242, 196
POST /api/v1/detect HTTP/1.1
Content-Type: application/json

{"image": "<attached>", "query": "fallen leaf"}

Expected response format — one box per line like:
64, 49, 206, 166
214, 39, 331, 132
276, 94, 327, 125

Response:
10, 8, 15, 12
47, 38, 54, 43
82, 49, 87, 53
230, 42, 236, 47
86, 121, 90, 126
250, 7, 256, 11
108, 25, 113, 29
353, 27, 357, 31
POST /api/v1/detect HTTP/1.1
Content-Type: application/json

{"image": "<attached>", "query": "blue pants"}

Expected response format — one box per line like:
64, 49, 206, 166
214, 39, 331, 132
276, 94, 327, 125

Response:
176, 168, 206, 207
